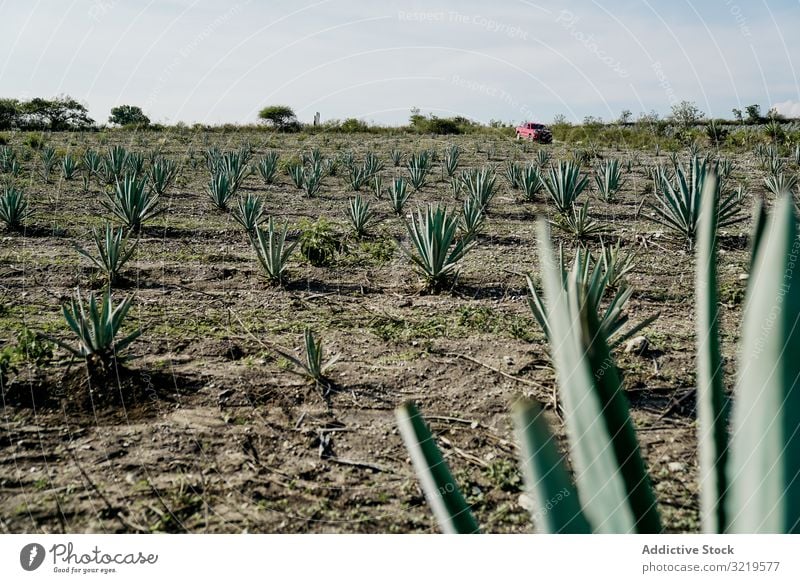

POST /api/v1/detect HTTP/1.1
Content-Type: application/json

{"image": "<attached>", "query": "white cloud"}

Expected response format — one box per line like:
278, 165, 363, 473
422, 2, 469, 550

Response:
772, 100, 800, 118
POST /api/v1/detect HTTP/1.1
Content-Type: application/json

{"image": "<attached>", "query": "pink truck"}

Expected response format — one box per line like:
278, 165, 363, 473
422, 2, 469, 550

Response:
515, 122, 553, 144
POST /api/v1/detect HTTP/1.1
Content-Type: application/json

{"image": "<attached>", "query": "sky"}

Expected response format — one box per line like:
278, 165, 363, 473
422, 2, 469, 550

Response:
1, 0, 799, 126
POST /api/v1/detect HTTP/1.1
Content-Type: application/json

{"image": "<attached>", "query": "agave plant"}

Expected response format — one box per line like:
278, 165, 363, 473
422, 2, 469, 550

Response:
544, 160, 589, 215
388, 177, 411, 215
74, 223, 137, 284
0, 185, 33, 230
400, 204, 475, 289
460, 193, 485, 238
102, 173, 162, 232
406, 154, 430, 191
207, 172, 234, 211
594, 158, 625, 202
461, 167, 497, 209
126, 152, 145, 176
535, 149, 550, 168
49, 287, 141, 370
102, 145, 129, 184
520, 164, 544, 201
390, 148, 403, 167
449, 177, 463, 199
0, 146, 16, 173
39, 146, 58, 183
287, 162, 305, 189
503, 160, 523, 189
443, 145, 460, 178
764, 173, 798, 197
83, 149, 103, 177
346, 163, 369, 191
147, 156, 178, 195
600, 239, 635, 289
526, 244, 656, 349
250, 216, 298, 283
363, 151, 384, 177
552, 200, 606, 239
647, 157, 743, 248
364, 174, 379, 200
346, 194, 378, 238
303, 163, 323, 197
273, 328, 339, 389
255, 152, 280, 185
402, 184, 800, 535
233, 192, 266, 234
61, 154, 80, 180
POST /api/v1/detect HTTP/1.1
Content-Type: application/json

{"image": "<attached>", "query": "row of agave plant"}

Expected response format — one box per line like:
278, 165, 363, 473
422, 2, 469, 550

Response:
0, 145, 184, 378
397, 175, 800, 533
0, 139, 792, 390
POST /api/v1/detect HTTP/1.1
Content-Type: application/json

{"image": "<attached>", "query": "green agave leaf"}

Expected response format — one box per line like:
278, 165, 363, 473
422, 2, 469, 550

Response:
395, 401, 479, 534
512, 398, 590, 533
695, 174, 730, 533
728, 194, 800, 533
536, 217, 661, 533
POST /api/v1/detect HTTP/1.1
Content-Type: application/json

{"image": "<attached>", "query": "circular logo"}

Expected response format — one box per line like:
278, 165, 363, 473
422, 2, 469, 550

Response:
20, 543, 46, 571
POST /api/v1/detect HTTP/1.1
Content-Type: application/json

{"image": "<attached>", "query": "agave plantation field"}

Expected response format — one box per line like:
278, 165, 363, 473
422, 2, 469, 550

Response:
0, 127, 788, 534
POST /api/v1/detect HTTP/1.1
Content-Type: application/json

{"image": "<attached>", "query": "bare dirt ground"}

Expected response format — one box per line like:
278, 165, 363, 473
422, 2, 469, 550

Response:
0, 130, 756, 533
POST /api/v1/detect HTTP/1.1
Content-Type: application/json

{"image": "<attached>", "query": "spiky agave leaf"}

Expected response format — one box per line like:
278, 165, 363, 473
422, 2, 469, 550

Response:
594, 158, 625, 202
647, 158, 743, 248
255, 151, 280, 185
544, 160, 589, 215
74, 222, 138, 283
443, 144, 460, 177
395, 401, 480, 534
534, 218, 662, 533
346, 194, 377, 238
233, 192, 266, 234
147, 156, 179, 195
520, 164, 544, 201
459, 193, 485, 238
526, 245, 657, 349
0, 185, 33, 230
764, 173, 798, 197
388, 177, 411, 215
49, 287, 141, 366
103, 173, 162, 232
552, 200, 607, 239
61, 154, 80, 180
512, 398, 590, 533
728, 193, 800, 533
460, 167, 497, 208
695, 173, 730, 533
400, 204, 475, 289
272, 327, 339, 386
208, 172, 234, 211
250, 216, 298, 283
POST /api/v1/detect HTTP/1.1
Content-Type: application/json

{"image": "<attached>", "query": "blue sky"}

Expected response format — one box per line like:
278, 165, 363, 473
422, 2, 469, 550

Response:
1, 0, 799, 125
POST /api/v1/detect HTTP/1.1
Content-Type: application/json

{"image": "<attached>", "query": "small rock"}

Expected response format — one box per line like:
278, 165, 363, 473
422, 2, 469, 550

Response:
518, 493, 536, 513
503, 355, 514, 365
738, 273, 749, 281
667, 462, 685, 473
625, 335, 649, 354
